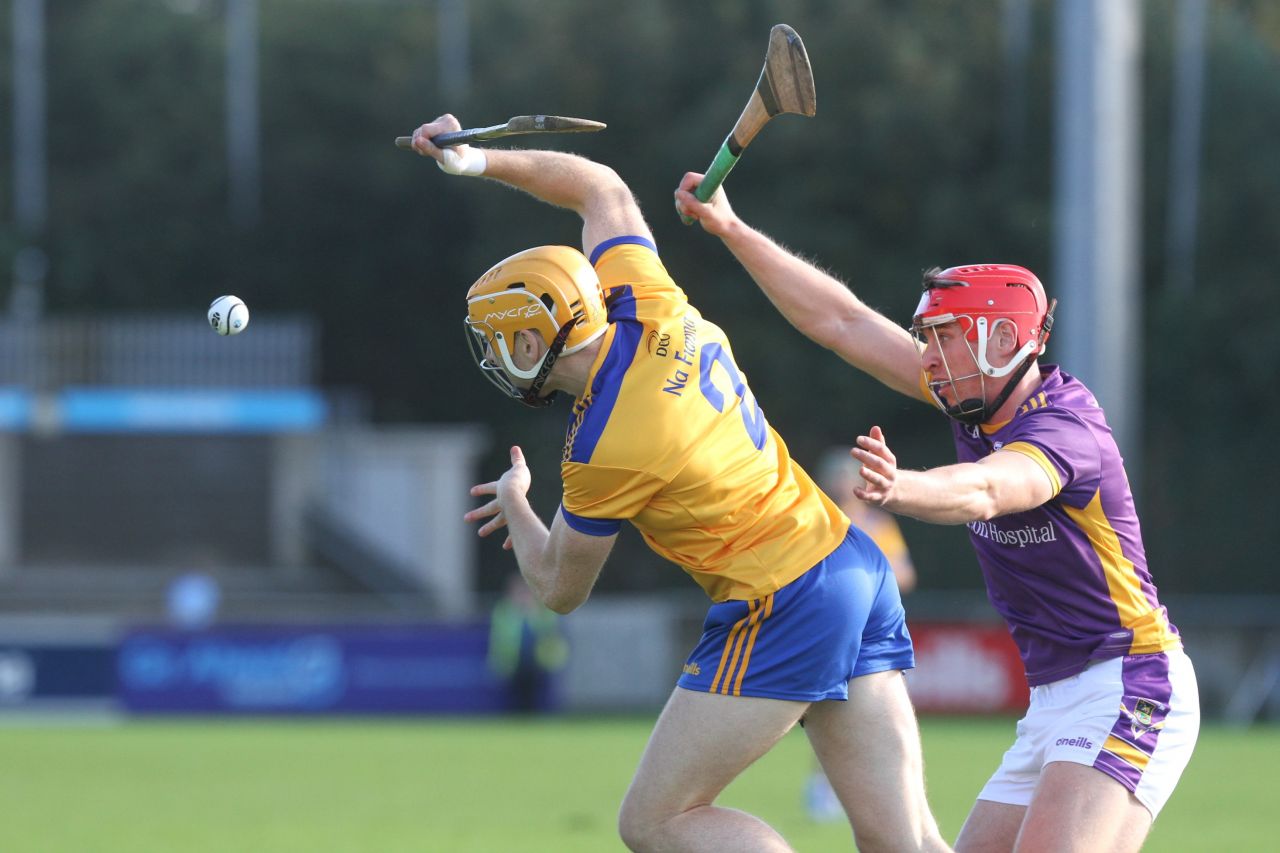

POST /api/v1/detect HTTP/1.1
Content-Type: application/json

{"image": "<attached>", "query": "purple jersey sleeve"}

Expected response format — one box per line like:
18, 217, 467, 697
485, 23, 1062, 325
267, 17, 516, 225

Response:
1002, 407, 1104, 510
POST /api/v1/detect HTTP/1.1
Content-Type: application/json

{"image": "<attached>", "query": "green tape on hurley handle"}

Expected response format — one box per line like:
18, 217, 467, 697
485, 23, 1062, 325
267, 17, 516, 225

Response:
696, 143, 741, 202
680, 142, 742, 225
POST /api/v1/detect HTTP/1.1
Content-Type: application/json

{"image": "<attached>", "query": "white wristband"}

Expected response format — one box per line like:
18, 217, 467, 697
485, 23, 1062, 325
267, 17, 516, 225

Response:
438, 146, 488, 177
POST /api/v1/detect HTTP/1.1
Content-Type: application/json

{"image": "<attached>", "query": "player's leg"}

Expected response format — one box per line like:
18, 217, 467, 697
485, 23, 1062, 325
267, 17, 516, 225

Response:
959, 649, 1199, 852
954, 671, 1050, 852
955, 777, 1148, 853
629, 566, 835, 851
803, 669, 950, 852
617, 686, 808, 853
1013, 649, 1200, 853
1013, 762, 1149, 853
801, 526, 950, 851
954, 800, 1027, 853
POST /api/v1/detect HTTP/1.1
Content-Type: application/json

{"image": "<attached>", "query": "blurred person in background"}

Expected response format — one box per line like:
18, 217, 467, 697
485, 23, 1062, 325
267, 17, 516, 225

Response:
166, 572, 221, 630
410, 114, 951, 853
488, 574, 568, 713
677, 179, 1199, 853
807, 448, 918, 822
817, 448, 918, 596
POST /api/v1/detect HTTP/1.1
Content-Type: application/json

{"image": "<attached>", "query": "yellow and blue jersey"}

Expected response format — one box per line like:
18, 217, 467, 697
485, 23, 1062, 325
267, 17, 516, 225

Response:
559, 237, 848, 602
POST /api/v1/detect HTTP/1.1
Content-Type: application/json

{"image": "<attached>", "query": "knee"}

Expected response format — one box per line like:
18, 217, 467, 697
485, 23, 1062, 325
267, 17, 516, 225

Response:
617, 793, 657, 852
619, 791, 694, 852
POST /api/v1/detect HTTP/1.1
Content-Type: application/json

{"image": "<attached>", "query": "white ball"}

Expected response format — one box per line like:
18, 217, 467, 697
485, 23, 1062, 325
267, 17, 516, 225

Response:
208, 294, 250, 336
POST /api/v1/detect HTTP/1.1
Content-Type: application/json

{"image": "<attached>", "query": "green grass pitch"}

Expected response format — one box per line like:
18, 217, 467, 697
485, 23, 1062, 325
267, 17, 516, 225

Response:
0, 715, 1271, 851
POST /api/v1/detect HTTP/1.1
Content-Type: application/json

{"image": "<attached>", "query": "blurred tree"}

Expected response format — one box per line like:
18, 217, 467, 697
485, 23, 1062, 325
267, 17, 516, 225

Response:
1139, 0, 1280, 594
2, 0, 1276, 594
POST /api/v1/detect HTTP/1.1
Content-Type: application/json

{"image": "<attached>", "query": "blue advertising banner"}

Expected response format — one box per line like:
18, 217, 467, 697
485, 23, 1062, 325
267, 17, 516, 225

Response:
118, 624, 507, 714
58, 388, 326, 433
0, 388, 32, 431
0, 644, 116, 705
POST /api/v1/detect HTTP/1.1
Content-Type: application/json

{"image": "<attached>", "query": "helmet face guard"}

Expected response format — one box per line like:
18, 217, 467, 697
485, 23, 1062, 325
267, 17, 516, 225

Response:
464, 316, 530, 402
911, 316, 989, 424
912, 265, 1056, 425
464, 311, 579, 408
464, 246, 608, 408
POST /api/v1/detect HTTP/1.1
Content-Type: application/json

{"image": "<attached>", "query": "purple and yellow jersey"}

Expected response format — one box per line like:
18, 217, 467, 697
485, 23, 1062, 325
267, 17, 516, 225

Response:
560, 237, 848, 602
948, 366, 1181, 685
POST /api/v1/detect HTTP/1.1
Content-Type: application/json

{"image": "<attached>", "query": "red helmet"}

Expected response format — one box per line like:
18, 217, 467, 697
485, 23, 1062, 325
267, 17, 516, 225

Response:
912, 264, 1054, 379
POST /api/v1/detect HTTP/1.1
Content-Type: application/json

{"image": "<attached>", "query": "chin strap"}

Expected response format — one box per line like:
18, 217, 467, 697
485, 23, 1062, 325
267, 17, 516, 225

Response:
945, 356, 1037, 425
945, 299, 1056, 426
519, 317, 579, 409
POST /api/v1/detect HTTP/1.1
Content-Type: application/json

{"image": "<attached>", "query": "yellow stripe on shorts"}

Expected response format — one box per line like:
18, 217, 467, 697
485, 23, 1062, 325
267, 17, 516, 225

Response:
710, 601, 756, 694
718, 600, 760, 694
1102, 734, 1151, 771
732, 594, 774, 696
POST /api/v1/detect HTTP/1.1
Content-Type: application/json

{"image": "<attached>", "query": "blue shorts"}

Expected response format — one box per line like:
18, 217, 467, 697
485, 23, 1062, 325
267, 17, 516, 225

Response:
676, 526, 914, 701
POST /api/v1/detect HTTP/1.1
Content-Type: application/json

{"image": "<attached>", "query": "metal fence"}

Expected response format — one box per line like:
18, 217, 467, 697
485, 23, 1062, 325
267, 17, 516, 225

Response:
0, 316, 317, 389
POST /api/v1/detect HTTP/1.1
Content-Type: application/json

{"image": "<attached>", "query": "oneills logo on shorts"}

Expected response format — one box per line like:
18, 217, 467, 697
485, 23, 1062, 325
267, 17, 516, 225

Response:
682, 662, 701, 676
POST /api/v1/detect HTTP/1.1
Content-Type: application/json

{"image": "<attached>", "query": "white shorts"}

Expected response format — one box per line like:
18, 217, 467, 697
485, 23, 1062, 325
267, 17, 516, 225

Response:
977, 648, 1199, 819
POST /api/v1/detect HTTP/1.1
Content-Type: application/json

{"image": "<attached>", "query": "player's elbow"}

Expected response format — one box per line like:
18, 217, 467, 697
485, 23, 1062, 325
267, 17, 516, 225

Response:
970, 501, 1002, 522
576, 160, 629, 199
786, 314, 853, 359
955, 476, 997, 521
542, 590, 586, 615
540, 574, 591, 614
796, 315, 838, 347
580, 177, 639, 221
810, 314, 873, 364
973, 479, 1029, 521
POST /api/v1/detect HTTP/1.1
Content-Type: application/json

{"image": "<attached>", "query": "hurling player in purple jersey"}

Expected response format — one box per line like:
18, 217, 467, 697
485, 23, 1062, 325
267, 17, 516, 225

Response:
677, 178, 1199, 853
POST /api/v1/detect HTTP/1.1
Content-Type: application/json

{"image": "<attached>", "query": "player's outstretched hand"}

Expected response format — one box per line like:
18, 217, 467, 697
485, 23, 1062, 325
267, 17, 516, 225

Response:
674, 172, 737, 236
464, 445, 533, 550
851, 426, 898, 507
495, 445, 532, 505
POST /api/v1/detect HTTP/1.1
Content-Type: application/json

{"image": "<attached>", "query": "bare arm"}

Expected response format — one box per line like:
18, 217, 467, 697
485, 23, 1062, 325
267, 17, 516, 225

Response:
852, 426, 1058, 524
464, 446, 615, 613
411, 114, 652, 256
675, 174, 925, 401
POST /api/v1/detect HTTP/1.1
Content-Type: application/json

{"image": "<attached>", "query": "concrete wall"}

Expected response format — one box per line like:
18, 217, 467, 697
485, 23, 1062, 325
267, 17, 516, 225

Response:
309, 427, 490, 616
561, 593, 703, 713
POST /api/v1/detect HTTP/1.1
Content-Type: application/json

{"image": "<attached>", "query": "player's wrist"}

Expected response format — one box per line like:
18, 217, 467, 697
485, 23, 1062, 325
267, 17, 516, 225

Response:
717, 215, 749, 244
439, 146, 488, 177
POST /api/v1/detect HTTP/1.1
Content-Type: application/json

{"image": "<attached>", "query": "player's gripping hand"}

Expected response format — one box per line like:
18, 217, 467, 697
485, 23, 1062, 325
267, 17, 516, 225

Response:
409, 113, 487, 176
674, 171, 737, 236
464, 446, 532, 551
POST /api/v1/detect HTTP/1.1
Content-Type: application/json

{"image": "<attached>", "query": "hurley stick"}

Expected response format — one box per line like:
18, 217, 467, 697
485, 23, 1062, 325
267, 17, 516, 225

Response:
682, 25, 817, 223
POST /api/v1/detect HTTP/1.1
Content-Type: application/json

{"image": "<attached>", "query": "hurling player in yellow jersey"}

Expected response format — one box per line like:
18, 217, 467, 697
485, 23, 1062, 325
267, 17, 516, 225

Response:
409, 114, 950, 853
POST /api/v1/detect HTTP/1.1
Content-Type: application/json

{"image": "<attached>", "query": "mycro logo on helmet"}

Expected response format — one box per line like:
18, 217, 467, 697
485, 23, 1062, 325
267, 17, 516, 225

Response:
484, 304, 543, 324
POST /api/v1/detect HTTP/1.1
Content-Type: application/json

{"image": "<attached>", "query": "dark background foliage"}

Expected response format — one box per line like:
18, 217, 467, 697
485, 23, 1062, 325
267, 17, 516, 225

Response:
1, 0, 1276, 595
